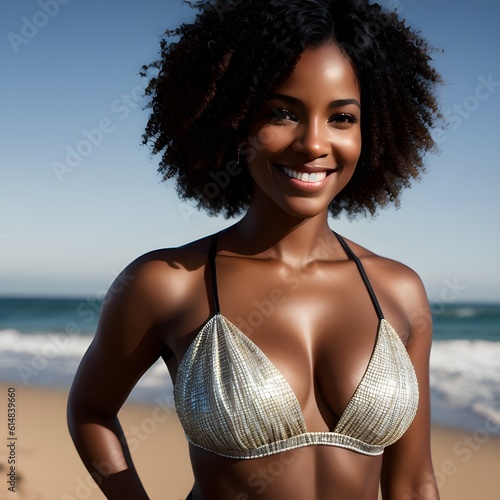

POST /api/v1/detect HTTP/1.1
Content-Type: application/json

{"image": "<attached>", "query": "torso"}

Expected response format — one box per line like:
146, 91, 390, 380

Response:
152, 231, 415, 499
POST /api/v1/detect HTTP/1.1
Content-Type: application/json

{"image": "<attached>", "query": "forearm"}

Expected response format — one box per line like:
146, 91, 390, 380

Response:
382, 472, 440, 500
67, 409, 149, 499
406, 478, 440, 500
384, 486, 440, 500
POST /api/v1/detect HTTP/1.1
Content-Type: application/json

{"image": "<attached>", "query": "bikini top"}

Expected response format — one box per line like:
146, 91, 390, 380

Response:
173, 232, 419, 459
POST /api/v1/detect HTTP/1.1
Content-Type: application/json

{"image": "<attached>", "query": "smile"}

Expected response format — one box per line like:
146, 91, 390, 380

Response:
276, 165, 337, 184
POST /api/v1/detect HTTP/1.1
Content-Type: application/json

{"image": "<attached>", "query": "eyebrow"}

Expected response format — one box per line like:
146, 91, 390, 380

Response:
269, 93, 361, 109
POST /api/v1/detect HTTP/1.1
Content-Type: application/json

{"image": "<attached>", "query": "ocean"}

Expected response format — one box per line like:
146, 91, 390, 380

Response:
0, 297, 499, 435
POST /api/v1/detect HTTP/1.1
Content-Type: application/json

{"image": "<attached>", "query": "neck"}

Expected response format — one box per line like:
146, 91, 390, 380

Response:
227, 197, 336, 265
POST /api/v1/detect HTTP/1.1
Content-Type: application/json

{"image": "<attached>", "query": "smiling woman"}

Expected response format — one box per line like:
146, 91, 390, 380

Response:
67, 1, 443, 499
245, 44, 361, 218
141, 0, 441, 219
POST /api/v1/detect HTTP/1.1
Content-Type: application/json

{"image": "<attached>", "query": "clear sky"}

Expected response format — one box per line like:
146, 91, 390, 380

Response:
1, 0, 499, 302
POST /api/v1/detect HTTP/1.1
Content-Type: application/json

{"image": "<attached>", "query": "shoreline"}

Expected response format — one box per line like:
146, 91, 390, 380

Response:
2, 384, 499, 500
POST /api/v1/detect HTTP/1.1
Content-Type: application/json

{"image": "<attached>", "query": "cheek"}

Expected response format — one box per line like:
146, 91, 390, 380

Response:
341, 134, 362, 186
336, 132, 362, 164
245, 124, 362, 169
255, 126, 280, 150
244, 125, 291, 167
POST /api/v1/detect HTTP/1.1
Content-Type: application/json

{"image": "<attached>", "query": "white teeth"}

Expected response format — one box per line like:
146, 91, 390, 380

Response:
281, 167, 327, 183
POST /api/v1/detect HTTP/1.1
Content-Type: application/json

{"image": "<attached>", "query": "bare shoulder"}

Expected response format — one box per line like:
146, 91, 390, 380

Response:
341, 236, 431, 337
110, 235, 214, 322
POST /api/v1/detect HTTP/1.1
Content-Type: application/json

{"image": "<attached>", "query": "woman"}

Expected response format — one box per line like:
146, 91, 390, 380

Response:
67, 0, 442, 498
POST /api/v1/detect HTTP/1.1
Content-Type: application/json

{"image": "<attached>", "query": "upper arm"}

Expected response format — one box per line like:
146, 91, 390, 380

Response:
68, 257, 174, 419
380, 267, 439, 499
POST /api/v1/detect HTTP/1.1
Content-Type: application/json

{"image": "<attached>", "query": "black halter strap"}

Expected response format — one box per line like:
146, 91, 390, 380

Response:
208, 233, 221, 314
209, 230, 384, 320
333, 232, 385, 321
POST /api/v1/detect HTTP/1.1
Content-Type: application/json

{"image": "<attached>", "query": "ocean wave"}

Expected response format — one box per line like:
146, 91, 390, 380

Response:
1, 329, 499, 433
430, 340, 500, 433
431, 303, 500, 321
452, 307, 478, 318
0, 329, 173, 400
0, 328, 91, 357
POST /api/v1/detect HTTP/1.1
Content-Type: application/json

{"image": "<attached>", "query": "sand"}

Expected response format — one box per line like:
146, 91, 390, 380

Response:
1, 383, 499, 500
1, 384, 192, 500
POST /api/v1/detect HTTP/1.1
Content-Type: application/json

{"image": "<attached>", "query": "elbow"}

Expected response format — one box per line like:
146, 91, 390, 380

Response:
382, 474, 440, 500
66, 388, 102, 441
66, 391, 120, 441
66, 389, 84, 443
409, 476, 440, 500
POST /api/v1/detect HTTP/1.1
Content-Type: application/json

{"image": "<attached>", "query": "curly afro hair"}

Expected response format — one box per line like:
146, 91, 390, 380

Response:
142, 0, 442, 218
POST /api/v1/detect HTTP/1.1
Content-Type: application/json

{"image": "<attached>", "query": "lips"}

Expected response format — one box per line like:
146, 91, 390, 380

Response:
280, 166, 327, 183
272, 163, 339, 193
275, 164, 338, 184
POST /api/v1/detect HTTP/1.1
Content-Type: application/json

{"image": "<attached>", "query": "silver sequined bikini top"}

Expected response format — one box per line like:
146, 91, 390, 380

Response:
173, 232, 419, 459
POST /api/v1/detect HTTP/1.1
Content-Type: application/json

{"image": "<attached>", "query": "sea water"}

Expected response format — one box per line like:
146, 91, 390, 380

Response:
0, 297, 499, 434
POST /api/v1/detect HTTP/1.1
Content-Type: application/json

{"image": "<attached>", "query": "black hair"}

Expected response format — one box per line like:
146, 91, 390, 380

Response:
142, 0, 442, 218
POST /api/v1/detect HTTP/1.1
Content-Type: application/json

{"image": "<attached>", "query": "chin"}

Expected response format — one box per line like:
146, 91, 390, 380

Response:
277, 198, 331, 220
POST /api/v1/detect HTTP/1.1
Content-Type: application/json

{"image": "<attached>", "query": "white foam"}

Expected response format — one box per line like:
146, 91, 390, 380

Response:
430, 340, 500, 432
453, 307, 478, 318
0, 329, 173, 400
1, 330, 499, 431
0, 328, 91, 356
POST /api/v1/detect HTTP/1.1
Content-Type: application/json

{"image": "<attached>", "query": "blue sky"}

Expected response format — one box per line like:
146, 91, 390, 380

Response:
1, 0, 499, 302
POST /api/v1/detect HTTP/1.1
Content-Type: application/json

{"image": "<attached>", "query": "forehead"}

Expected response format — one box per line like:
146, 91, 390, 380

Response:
273, 43, 360, 101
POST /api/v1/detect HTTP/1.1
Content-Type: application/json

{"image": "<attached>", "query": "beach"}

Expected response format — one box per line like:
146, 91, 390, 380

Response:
2, 383, 500, 500
1, 384, 193, 500
1, 299, 499, 499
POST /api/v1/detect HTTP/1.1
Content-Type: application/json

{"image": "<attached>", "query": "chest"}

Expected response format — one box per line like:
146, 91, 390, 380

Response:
173, 311, 418, 459
180, 259, 389, 428
169, 252, 420, 460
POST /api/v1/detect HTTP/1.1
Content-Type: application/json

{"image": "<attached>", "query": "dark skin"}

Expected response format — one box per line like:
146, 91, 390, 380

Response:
68, 44, 439, 499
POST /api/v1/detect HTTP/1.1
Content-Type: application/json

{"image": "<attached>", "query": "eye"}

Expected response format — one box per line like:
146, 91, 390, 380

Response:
329, 113, 357, 128
270, 107, 298, 123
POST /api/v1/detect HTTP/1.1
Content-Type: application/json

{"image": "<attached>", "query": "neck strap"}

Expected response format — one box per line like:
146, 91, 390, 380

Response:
208, 231, 384, 320
208, 233, 221, 314
333, 232, 385, 321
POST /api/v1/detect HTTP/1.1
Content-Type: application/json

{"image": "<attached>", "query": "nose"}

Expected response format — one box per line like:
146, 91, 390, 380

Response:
292, 119, 330, 159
